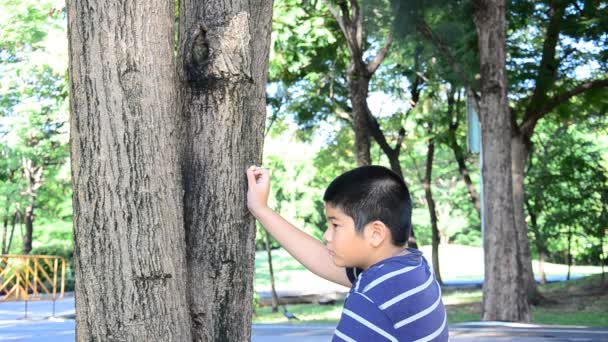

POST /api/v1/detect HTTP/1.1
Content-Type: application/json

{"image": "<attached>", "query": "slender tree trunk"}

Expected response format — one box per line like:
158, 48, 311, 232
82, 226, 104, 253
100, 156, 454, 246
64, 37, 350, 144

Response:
349, 73, 372, 166
264, 230, 280, 312
567, 225, 572, 281
539, 251, 546, 284
473, 0, 530, 322
22, 204, 33, 254
448, 127, 481, 216
2, 215, 7, 254
424, 123, 442, 284
512, 136, 542, 303
7, 209, 19, 254
447, 89, 481, 216
178, 1, 273, 340
21, 159, 41, 255
68, 0, 192, 340
527, 203, 547, 285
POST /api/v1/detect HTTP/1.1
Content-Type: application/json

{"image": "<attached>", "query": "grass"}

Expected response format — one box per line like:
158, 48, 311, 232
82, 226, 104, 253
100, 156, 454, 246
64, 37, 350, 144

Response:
255, 245, 604, 289
254, 246, 607, 327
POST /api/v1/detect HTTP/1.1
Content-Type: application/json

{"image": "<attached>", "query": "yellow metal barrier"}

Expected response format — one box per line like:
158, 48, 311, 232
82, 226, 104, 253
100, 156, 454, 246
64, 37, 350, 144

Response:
0, 255, 66, 301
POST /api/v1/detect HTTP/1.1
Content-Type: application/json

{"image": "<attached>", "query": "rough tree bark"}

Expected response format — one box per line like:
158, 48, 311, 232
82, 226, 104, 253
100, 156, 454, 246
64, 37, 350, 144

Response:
178, 0, 273, 340
68, 0, 192, 340
472, 0, 530, 322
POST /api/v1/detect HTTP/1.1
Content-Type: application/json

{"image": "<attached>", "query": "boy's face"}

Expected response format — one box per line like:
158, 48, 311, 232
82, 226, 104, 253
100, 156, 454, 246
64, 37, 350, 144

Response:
323, 204, 369, 269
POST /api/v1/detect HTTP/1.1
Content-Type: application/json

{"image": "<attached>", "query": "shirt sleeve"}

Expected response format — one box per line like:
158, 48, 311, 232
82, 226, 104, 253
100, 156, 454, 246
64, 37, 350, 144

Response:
332, 292, 398, 342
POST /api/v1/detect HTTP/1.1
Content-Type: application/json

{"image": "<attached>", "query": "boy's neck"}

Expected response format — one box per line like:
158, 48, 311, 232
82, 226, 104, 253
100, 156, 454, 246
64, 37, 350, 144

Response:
361, 245, 409, 270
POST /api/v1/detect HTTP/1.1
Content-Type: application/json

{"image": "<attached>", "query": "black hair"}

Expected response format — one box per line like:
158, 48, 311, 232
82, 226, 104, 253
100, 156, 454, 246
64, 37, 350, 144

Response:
323, 165, 412, 246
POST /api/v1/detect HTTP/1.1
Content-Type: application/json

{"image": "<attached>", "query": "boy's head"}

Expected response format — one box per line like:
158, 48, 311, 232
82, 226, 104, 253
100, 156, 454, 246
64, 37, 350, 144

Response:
323, 165, 412, 246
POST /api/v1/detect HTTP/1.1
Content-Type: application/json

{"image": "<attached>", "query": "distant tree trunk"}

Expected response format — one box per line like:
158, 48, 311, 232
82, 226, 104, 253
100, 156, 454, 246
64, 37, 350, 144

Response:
178, 0, 273, 340
22, 204, 33, 254
68, 0, 192, 340
1, 215, 7, 254
424, 122, 442, 285
526, 201, 547, 284
7, 209, 20, 254
539, 251, 546, 284
447, 93, 481, 217
21, 159, 42, 255
567, 225, 573, 280
473, 0, 530, 322
264, 230, 280, 312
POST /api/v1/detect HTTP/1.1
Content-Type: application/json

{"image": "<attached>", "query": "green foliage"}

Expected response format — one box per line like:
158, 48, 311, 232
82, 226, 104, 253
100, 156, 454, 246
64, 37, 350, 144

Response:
527, 120, 608, 265
1, 0, 70, 253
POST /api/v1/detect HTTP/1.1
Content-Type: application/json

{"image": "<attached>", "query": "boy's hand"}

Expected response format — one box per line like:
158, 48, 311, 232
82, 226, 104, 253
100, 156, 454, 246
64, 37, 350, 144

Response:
246, 165, 270, 215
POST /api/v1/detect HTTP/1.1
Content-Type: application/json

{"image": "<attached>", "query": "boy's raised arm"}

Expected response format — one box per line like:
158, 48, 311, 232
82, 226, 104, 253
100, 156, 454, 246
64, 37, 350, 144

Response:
246, 166, 351, 288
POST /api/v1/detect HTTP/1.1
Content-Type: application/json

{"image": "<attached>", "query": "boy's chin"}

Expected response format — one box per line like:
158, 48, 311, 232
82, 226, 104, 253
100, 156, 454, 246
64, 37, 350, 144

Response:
332, 258, 354, 269
331, 258, 345, 268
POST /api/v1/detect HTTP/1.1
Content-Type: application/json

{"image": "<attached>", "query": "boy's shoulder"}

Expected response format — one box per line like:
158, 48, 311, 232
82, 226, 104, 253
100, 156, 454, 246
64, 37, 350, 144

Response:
350, 249, 433, 303
340, 249, 448, 342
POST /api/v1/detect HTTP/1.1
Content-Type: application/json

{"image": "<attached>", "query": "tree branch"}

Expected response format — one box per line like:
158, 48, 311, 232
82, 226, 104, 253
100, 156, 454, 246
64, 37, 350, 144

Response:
520, 79, 608, 136
320, 0, 348, 41
416, 20, 472, 90
349, 0, 362, 49
521, 2, 565, 129
321, 0, 362, 62
367, 32, 393, 75
365, 107, 395, 157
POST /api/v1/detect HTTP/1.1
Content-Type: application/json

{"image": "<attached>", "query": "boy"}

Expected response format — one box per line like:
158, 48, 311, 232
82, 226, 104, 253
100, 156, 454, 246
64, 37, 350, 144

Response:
246, 165, 448, 341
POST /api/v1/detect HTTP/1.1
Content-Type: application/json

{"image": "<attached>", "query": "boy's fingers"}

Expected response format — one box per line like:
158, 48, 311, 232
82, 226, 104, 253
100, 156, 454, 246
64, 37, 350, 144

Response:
246, 166, 257, 188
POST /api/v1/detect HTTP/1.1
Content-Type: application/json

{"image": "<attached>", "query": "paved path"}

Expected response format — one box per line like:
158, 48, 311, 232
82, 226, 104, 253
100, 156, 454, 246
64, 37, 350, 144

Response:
1, 297, 607, 341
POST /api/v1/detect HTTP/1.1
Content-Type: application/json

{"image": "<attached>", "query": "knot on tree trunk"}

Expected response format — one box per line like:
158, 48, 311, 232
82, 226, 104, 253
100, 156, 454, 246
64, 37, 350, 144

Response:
184, 12, 252, 88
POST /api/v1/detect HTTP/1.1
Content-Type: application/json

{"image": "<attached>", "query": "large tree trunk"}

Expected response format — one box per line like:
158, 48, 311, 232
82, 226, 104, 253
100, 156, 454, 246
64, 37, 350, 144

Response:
178, 1, 273, 340
512, 135, 543, 303
424, 123, 442, 284
68, 1, 192, 340
473, 0, 530, 322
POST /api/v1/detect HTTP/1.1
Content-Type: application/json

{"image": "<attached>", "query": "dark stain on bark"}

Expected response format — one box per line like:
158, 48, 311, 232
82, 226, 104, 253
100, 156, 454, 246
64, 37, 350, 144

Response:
185, 25, 213, 87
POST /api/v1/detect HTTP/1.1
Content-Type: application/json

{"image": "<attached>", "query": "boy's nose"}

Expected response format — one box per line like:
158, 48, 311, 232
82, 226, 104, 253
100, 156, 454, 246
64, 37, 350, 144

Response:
323, 228, 331, 243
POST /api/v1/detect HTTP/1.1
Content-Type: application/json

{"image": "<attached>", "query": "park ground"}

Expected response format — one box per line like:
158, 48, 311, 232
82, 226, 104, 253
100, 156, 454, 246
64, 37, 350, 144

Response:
1, 244, 607, 340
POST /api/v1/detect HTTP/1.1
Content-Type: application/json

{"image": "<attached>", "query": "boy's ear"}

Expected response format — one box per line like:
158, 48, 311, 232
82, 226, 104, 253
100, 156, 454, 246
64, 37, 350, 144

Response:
366, 221, 390, 247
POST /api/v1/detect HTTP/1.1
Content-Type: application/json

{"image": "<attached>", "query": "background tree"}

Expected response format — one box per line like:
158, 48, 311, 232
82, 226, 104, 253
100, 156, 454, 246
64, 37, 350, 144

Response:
473, 0, 530, 321
507, 0, 608, 303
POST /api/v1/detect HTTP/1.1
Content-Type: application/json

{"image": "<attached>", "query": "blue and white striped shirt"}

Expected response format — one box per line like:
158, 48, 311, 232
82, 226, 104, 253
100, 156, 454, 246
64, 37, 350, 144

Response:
333, 249, 448, 341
